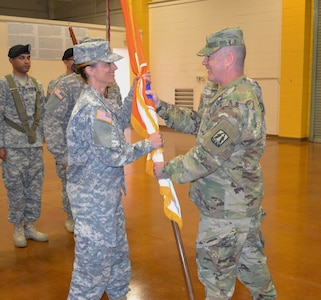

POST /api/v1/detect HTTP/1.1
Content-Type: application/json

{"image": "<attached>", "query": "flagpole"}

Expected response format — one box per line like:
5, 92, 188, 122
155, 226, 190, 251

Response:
106, 0, 110, 42
118, 1, 196, 298
171, 221, 195, 300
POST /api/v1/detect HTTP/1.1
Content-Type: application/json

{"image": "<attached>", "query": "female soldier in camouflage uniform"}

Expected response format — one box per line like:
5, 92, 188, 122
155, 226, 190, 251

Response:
66, 40, 163, 300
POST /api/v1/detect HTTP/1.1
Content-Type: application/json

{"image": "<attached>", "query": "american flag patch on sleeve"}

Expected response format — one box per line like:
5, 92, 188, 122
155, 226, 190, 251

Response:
96, 109, 112, 124
53, 88, 66, 100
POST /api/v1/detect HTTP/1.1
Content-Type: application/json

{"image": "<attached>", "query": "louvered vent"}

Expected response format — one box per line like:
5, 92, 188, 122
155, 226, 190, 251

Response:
175, 88, 194, 109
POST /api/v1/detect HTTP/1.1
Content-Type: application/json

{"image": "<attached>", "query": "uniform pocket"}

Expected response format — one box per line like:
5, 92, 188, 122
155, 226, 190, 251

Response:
197, 219, 237, 268
93, 118, 114, 146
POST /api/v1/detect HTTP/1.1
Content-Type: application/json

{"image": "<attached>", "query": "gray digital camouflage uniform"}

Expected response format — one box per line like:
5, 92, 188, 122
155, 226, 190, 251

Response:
0, 73, 45, 225
44, 73, 122, 224
46, 73, 67, 102
66, 84, 154, 300
156, 76, 277, 299
44, 73, 83, 218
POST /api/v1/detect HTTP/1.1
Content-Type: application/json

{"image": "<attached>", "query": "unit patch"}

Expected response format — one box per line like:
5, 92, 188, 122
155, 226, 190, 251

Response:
211, 129, 229, 147
96, 109, 112, 124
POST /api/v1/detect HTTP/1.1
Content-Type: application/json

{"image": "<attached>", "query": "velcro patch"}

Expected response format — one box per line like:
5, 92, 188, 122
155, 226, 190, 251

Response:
53, 88, 66, 101
201, 118, 238, 156
211, 129, 229, 147
96, 109, 112, 124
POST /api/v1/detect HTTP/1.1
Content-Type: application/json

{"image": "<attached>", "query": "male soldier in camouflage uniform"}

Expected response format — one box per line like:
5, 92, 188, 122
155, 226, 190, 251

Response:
0, 44, 48, 248
44, 38, 122, 233
152, 28, 277, 299
66, 40, 163, 300
199, 81, 218, 113
46, 47, 74, 102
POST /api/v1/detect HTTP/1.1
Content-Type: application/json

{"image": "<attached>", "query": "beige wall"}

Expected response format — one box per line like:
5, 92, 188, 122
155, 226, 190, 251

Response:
0, 0, 283, 135
0, 15, 127, 93
149, 0, 282, 134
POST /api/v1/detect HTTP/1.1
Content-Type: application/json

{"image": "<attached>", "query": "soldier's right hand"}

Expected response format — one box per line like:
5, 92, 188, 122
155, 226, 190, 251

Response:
145, 90, 160, 109
148, 132, 163, 149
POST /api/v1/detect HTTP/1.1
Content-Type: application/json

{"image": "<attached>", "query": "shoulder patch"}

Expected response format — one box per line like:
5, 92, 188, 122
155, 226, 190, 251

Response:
53, 88, 66, 100
96, 109, 112, 124
201, 118, 239, 156
211, 129, 229, 147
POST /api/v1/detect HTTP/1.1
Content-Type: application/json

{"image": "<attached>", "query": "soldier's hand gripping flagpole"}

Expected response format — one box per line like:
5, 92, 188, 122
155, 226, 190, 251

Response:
119, 1, 195, 299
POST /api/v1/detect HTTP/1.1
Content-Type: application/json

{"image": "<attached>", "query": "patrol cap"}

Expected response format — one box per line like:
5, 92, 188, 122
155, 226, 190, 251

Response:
197, 27, 244, 57
78, 37, 105, 44
8, 44, 31, 58
62, 47, 73, 60
74, 40, 123, 65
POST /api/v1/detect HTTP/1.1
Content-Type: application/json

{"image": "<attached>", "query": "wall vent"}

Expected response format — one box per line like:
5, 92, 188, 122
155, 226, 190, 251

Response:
174, 88, 194, 109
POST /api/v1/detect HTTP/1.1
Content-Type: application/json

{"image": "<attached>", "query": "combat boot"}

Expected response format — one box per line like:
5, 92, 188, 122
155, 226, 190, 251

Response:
65, 213, 74, 233
14, 223, 27, 248
24, 223, 48, 242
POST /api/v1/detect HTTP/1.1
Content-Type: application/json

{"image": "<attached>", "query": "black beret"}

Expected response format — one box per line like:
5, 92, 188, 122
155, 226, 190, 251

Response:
8, 44, 31, 58
62, 48, 74, 60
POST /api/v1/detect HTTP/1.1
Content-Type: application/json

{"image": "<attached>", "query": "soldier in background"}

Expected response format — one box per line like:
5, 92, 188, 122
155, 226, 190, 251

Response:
152, 28, 277, 299
0, 44, 48, 248
44, 38, 122, 233
46, 47, 74, 102
66, 40, 163, 300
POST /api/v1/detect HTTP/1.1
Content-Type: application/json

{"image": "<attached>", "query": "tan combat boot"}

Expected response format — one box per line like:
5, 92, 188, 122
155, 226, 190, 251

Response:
24, 223, 48, 242
14, 223, 27, 248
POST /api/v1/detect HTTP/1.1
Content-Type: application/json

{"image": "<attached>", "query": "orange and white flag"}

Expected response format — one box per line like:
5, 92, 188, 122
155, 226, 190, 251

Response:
120, 0, 182, 228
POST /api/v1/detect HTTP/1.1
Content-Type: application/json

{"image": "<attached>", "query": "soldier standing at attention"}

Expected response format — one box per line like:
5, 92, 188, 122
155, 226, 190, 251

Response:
152, 27, 278, 299
66, 40, 163, 300
46, 47, 75, 102
0, 44, 48, 248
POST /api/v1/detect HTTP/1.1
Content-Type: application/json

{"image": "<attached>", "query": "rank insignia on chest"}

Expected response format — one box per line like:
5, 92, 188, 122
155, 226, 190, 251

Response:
96, 109, 112, 124
211, 129, 229, 147
53, 88, 66, 100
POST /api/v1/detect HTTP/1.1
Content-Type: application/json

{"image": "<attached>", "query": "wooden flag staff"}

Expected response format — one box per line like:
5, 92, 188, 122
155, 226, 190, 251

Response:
171, 221, 196, 300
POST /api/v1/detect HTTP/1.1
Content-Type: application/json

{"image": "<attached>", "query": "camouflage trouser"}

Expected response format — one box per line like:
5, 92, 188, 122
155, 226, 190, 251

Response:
196, 212, 277, 300
1, 147, 44, 225
55, 163, 72, 215
67, 193, 130, 300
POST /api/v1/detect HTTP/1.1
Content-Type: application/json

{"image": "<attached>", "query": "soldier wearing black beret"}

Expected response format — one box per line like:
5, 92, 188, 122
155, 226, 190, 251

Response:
8, 44, 31, 58
0, 43, 48, 248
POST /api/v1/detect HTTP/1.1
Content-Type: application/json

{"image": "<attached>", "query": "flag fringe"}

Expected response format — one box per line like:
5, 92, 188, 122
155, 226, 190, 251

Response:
160, 186, 183, 228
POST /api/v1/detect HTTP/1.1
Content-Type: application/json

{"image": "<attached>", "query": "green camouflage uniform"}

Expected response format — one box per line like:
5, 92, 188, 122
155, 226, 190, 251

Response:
156, 76, 277, 299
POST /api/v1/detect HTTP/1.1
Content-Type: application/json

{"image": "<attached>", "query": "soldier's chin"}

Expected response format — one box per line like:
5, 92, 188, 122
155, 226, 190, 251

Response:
107, 79, 115, 87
